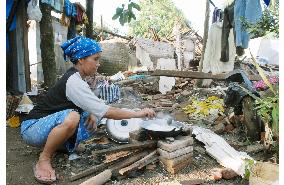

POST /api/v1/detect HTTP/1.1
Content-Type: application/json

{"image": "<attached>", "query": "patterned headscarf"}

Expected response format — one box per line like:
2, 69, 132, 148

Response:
61, 36, 102, 63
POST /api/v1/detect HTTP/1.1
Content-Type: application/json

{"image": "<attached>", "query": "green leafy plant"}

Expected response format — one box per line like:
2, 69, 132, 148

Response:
237, 52, 279, 144
129, 0, 191, 39
112, 0, 141, 26
240, 4, 279, 38
244, 159, 255, 179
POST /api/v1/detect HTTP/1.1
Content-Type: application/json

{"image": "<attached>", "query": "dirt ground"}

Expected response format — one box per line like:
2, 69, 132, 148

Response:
6, 125, 251, 185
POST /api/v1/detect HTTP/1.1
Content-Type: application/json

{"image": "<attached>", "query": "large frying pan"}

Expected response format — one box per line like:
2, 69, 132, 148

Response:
140, 118, 184, 138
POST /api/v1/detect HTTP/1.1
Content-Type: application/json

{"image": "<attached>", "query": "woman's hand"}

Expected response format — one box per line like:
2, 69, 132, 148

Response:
136, 108, 156, 119
85, 114, 97, 133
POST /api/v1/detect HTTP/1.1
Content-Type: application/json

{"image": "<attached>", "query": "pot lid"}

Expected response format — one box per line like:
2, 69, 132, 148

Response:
106, 118, 143, 143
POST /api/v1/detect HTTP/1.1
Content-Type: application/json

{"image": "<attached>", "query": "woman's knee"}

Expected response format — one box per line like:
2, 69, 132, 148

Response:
63, 111, 80, 130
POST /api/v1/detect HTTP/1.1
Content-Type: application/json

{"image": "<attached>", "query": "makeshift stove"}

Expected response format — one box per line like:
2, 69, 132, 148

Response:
71, 116, 193, 184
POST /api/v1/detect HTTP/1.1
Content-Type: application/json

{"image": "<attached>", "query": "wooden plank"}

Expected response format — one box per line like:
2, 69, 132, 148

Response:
150, 70, 262, 81
79, 169, 112, 185
92, 140, 157, 155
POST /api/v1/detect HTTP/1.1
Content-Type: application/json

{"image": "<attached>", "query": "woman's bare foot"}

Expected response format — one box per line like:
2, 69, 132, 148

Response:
34, 154, 56, 183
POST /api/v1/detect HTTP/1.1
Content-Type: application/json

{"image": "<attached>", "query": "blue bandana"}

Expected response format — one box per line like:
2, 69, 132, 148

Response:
61, 36, 102, 63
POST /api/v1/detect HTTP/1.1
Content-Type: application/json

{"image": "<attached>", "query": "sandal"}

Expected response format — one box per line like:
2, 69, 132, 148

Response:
33, 162, 56, 184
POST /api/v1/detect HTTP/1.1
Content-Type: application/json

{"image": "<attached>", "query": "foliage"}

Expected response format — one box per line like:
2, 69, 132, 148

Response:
112, 0, 141, 26
240, 52, 279, 141
244, 159, 255, 179
129, 0, 191, 39
240, 3, 279, 38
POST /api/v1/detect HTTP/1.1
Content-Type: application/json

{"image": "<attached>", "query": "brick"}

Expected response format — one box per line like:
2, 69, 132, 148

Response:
160, 155, 192, 174
158, 145, 193, 159
159, 153, 193, 167
157, 136, 193, 152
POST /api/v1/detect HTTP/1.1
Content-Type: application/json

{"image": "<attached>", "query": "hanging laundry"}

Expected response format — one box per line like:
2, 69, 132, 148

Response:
75, 4, 84, 24
212, 7, 223, 23
234, 0, 263, 49
220, 2, 235, 62
202, 22, 236, 75
64, 0, 77, 17
263, 0, 270, 6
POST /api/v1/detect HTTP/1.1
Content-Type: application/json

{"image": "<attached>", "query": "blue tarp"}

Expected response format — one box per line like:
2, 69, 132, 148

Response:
6, 0, 17, 32
6, 0, 17, 52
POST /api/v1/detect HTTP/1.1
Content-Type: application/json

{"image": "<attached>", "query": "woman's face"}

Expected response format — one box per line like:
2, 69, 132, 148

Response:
78, 53, 101, 77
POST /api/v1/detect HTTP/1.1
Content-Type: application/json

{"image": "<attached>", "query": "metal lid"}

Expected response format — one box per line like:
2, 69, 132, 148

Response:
106, 118, 143, 143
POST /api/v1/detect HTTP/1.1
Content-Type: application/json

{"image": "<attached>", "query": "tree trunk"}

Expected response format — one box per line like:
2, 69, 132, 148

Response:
39, 2, 57, 88
198, 0, 210, 72
86, 0, 94, 38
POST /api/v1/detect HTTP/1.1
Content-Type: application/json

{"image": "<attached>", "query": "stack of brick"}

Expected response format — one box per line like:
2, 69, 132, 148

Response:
157, 135, 194, 174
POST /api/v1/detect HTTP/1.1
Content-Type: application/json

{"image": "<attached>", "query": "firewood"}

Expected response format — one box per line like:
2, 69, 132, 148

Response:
92, 140, 157, 155
119, 150, 158, 175
78, 151, 149, 184
79, 169, 112, 185
70, 151, 148, 181
103, 151, 133, 163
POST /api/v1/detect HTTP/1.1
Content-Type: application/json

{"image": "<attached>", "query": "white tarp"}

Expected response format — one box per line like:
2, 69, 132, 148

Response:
248, 37, 279, 65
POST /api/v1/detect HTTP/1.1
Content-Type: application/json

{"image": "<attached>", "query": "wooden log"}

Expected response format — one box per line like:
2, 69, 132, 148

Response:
92, 140, 157, 155
157, 146, 193, 159
119, 150, 158, 175
79, 169, 112, 185
157, 136, 193, 152
70, 161, 112, 181
109, 151, 149, 171
138, 156, 158, 170
159, 153, 193, 167
150, 70, 262, 81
